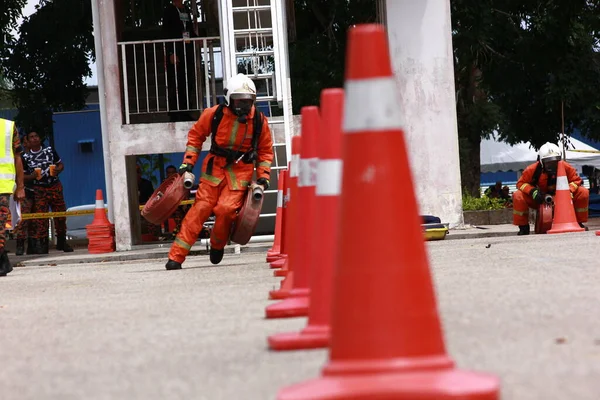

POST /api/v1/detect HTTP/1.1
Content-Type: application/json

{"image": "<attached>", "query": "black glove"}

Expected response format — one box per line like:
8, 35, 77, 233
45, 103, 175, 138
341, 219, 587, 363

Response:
531, 189, 544, 204
178, 163, 193, 175
257, 177, 270, 190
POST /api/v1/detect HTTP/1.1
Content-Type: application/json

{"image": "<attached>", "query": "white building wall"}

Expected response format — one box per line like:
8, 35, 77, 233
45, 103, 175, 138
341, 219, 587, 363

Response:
385, 0, 464, 227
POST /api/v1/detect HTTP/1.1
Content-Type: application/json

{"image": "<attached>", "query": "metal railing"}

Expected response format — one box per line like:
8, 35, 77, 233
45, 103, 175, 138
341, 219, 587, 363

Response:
118, 37, 222, 124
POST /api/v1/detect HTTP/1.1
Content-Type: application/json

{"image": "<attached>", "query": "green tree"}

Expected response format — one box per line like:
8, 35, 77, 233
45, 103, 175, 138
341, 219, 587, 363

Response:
452, 0, 600, 195
289, 0, 378, 113
2, 0, 94, 141
0, 0, 27, 57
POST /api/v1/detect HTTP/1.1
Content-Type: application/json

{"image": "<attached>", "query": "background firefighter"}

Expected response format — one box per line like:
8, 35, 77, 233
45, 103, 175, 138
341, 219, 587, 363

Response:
0, 118, 26, 277
513, 142, 589, 235
165, 73, 274, 269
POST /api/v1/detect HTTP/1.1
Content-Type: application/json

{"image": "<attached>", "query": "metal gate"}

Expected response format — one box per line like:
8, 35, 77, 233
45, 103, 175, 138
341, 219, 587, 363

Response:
218, 0, 293, 234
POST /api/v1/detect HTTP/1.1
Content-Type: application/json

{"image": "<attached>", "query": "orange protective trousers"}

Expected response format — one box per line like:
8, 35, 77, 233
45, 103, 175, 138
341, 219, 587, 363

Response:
168, 180, 246, 263
512, 187, 589, 226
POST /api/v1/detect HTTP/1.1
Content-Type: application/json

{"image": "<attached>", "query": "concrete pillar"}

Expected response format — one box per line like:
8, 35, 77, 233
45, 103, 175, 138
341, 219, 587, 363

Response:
385, 0, 464, 227
98, 0, 134, 250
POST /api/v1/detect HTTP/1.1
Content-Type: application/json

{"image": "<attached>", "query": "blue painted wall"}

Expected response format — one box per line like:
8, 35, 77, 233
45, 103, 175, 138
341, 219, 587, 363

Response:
52, 105, 107, 208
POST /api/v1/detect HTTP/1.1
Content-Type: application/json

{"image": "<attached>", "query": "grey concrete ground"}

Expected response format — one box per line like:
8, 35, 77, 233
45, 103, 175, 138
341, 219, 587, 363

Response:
1, 230, 599, 400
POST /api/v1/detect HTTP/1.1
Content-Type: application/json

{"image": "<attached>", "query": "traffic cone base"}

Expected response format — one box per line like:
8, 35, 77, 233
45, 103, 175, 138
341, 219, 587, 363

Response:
274, 268, 288, 277
270, 257, 286, 269
269, 272, 294, 299
265, 295, 309, 319
269, 288, 291, 300
267, 253, 283, 263
277, 369, 499, 400
268, 325, 329, 351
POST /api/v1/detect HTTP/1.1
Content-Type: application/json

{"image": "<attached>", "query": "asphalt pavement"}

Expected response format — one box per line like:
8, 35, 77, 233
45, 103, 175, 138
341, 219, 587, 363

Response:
0, 228, 599, 400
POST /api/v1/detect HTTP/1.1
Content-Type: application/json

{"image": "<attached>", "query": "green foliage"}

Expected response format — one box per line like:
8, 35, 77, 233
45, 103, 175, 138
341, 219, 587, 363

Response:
451, 0, 600, 195
289, 0, 377, 113
462, 192, 507, 211
0, 0, 27, 57
2, 0, 95, 140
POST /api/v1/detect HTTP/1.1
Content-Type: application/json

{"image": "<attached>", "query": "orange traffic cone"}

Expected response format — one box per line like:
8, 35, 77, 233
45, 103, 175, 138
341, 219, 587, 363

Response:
267, 170, 287, 262
268, 88, 344, 351
267, 138, 301, 304
86, 189, 115, 254
270, 171, 289, 269
547, 160, 585, 234
266, 108, 319, 319
276, 24, 499, 400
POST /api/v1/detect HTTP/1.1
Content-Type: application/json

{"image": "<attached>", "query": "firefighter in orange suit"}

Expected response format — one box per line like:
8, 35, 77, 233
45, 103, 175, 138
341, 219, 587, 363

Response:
165, 74, 274, 269
513, 142, 588, 235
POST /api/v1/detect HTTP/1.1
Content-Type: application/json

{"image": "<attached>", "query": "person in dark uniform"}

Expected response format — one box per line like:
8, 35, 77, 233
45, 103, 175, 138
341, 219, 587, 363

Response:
13, 134, 36, 255
22, 131, 73, 254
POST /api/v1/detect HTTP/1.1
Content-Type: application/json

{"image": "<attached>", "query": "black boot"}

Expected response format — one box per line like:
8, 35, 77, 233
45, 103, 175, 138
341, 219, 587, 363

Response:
31, 239, 43, 254
26, 238, 35, 255
0, 251, 13, 277
579, 222, 589, 231
165, 259, 182, 270
517, 225, 530, 236
40, 238, 49, 254
56, 236, 74, 252
15, 239, 25, 256
209, 248, 224, 265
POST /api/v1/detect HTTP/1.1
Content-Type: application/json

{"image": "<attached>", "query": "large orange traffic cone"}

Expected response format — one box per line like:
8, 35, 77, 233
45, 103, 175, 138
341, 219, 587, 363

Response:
268, 88, 344, 350
267, 170, 287, 262
267, 138, 301, 304
266, 108, 319, 319
276, 24, 499, 400
547, 160, 585, 234
86, 189, 115, 254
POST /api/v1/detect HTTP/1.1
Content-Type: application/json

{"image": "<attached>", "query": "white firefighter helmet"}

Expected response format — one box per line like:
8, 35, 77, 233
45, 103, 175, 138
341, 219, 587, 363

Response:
224, 73, 257, 106
538, 142, 562, 169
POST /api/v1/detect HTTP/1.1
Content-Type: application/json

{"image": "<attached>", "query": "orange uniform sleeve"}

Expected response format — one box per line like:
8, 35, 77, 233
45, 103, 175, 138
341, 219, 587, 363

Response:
564, 161, 583, 192
516, 163, 538, 195
182, 106, 217, 166
255, 114, 274, 180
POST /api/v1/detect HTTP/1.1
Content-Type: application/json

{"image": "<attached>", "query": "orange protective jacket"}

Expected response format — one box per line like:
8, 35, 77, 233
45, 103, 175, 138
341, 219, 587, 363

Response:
183, 105, 274, 190
517, 161, 583, 195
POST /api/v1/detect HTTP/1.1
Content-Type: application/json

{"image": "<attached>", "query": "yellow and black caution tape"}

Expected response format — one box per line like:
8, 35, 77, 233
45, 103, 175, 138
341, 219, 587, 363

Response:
19, 208, 104, 220
7, 199, 197, 222
137, 199, 195, 210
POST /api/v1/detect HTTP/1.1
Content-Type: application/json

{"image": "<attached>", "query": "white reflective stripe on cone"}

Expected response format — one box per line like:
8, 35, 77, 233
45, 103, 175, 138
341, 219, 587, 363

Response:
556, 176, 569, 190
277, 189, 283, 208
316, 159, 343, 196
343, 77, 404, 133
96, 199, 104, 208
290, 154, 300, 178
298, 158, 318, 188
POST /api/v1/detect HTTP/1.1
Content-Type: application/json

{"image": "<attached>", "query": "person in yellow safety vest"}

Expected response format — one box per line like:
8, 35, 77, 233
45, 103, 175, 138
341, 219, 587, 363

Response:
0, 118, 26, 276
165, 73, 274, 269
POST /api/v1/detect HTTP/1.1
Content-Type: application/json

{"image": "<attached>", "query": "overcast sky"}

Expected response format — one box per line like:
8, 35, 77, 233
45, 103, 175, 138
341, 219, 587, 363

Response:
16, 0, 98, 86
